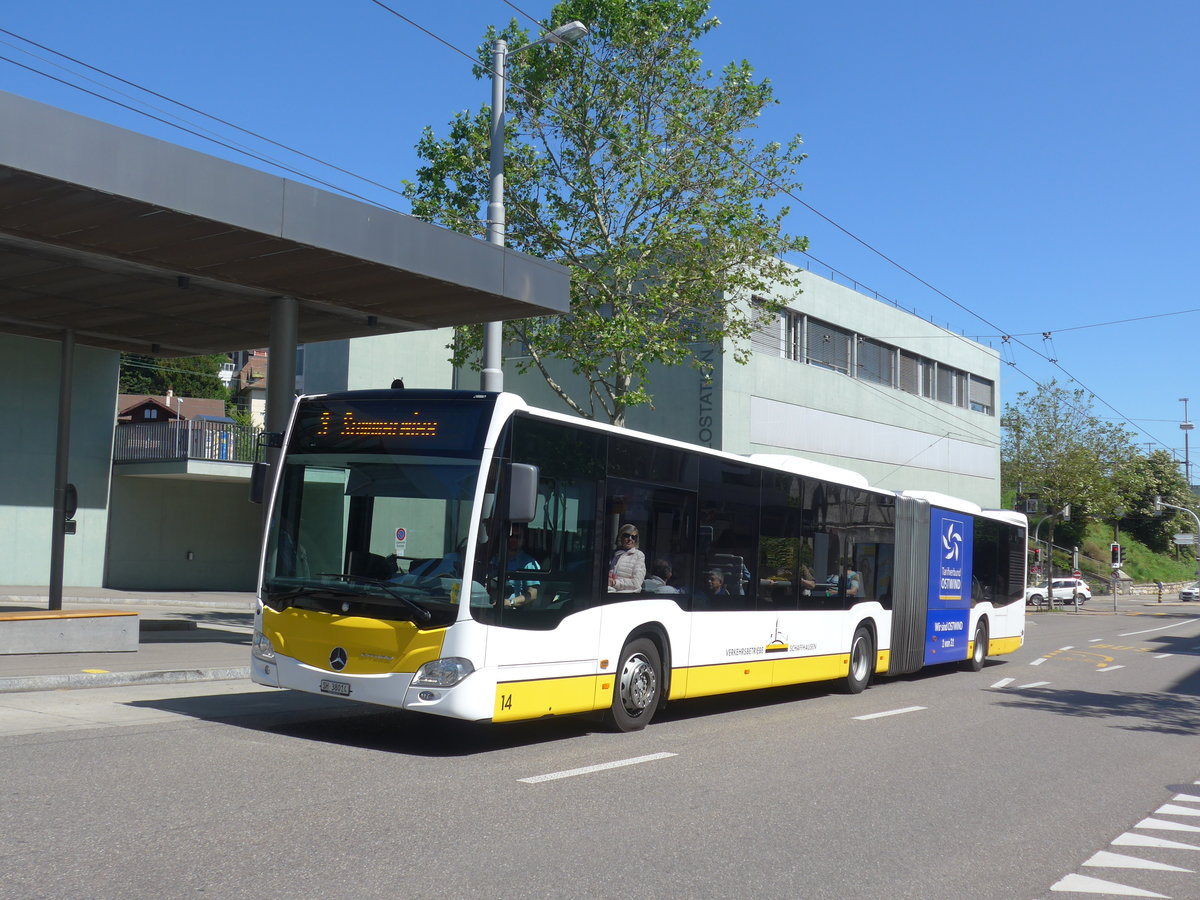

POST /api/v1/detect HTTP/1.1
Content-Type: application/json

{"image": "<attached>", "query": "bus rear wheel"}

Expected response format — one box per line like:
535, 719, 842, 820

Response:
845, 626, 873, 694
606, 638, 661, 732
965, 620, 988, 671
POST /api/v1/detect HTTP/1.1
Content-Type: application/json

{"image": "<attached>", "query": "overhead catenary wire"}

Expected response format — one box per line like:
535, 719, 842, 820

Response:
5, 10, 1173, 458
489, 0, 1174, 455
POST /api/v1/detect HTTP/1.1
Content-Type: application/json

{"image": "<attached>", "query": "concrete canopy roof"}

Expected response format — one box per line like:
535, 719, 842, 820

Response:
0, 91, 569, 357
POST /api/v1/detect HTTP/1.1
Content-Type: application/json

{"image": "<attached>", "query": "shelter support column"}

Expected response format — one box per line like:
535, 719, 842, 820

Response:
267, 296, 298, 440
47, 329, 74, 610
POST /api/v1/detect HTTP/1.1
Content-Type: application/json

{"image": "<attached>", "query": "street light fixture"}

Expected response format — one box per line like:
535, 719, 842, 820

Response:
481, 20, 588, 392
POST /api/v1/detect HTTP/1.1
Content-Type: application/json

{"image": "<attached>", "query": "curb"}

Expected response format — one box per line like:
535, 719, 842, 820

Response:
0, 666, 251, 694
0, 596, 254, 611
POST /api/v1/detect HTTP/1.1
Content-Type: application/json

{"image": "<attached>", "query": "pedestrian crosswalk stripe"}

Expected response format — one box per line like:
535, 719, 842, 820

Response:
1137, 816, 1200, 833
1156, 803, 1200, 817
1082, 849, 1192, 872
1113, 831, 1200, 851
1049, 872, 1168, 896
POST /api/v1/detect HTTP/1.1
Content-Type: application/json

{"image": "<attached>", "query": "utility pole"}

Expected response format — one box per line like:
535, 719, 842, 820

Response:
1181, 398, 1193, 494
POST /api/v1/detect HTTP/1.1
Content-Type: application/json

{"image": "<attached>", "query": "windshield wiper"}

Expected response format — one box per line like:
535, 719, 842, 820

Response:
315, 573, 434, 624
263, 585, 354, 610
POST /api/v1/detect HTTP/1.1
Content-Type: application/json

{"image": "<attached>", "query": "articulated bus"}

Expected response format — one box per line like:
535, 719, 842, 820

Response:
251, 389, 1026, 731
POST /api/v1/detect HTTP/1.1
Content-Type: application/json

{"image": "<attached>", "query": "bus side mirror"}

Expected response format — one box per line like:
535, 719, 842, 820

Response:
249, 462, 270, 504
508, 463, 539, 524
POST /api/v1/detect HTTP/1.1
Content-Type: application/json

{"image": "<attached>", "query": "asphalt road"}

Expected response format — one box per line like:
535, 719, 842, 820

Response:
3, 606, 1199, 900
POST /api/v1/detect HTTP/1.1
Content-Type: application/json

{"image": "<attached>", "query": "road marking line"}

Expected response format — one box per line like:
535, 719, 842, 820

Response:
1019, 681, 1051, 688
1158, 803, 1200, 817
1137, 817, 1200, 833
1120, 618, 1200, 637
1173, 793, 1200, 803
519, 752, 677, 784
1113, 831, 1200, 851
1049, 872, 1167, 896
1059, 645, 1074, 650
990, 677, 1014, 688
1082, 849, 1192, 872
853, 706, 926, 721
1098, 665, 1125, 673
1090, 638, 1103, 642
1030, 657, 1047, 666
1155, 654, 1173, 659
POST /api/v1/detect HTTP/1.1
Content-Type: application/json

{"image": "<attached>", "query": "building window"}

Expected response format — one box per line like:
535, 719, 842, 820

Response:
144, 408, 157, 420
898, 352, 920, 394
749, 300, 994, 416
935, 365, 956, 404
856, 337, 895, 387
805, 320, 850, 374
969, 375, 995, 414
749, 300, 784, 357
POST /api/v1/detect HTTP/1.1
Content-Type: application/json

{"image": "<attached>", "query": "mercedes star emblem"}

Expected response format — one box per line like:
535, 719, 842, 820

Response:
329, 647, 348, 671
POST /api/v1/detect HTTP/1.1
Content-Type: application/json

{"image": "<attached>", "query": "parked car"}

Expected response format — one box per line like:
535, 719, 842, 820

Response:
1025, 577, 1092, 607
1181, 583, 1198, 602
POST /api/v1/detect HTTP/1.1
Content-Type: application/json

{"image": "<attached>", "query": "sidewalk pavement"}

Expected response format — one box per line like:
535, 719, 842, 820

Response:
1, 584, 1193, 695
0, 586, 257, 694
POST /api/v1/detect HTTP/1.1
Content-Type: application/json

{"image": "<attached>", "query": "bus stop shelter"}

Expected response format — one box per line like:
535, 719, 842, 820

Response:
0, 90, 569, 609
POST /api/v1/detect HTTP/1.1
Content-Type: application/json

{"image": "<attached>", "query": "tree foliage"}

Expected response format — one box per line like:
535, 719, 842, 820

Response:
119, 353, 229, 402
1116, 450, 1192, 552
403, 0, 809, 425
1002, 380, 1192, 553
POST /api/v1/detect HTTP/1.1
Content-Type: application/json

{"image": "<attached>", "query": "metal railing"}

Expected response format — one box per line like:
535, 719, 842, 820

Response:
113, 421, 260, 464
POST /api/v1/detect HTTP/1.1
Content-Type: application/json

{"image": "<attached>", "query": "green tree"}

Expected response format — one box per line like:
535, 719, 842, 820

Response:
119, 353, 230, 402
404, 0, 809, 425
1001, 380, 1137, 548
1116, 449, 1193, 553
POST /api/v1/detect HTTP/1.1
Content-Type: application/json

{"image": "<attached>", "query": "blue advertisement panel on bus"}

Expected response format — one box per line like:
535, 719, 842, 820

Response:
924, 507, 973, 665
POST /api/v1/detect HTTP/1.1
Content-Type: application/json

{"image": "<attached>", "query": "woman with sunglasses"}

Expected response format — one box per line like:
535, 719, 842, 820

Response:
608, 524, 647, 592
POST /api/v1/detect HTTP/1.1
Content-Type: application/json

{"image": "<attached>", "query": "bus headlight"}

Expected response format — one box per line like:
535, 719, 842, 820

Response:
412, 657, 474, 687
252, 631, 276, 662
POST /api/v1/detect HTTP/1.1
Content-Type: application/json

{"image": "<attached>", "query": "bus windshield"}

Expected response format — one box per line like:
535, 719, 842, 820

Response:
261, 395, 494, 626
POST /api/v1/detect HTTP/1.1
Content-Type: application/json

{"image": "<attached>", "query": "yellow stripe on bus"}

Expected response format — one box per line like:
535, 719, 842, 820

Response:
494, 674, 610, 722
675, 649, 890, 699
987, 635, 1023, 655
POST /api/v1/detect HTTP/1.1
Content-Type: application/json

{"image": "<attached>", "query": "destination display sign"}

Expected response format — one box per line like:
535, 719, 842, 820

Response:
289, 397, 492, 455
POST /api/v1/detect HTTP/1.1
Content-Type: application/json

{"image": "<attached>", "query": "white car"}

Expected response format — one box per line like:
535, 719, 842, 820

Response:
1181, 583, 1198, 602
1025, 578, 1091, 607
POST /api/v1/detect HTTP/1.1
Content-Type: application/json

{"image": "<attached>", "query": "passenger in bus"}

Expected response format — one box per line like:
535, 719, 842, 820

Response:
838, 559, 862, 599
701, 569, 730, 600
643, 558, 682, 593
608, 524, 646, 592
798, 564, 817, 595
500, 525, 540, 608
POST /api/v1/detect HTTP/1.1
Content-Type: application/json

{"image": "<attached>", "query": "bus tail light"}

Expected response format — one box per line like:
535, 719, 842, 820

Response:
412, 657, 474, 687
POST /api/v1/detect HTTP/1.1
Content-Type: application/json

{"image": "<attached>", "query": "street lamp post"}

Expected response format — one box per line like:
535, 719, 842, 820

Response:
481, 20, 588, 393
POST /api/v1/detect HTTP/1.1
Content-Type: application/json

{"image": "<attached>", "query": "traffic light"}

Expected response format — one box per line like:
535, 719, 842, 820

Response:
1110, 542, 1122, 567
1032, 547, 1041, 563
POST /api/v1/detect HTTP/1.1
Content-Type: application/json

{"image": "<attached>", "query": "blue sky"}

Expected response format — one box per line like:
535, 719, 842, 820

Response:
2, 1, 1197, 465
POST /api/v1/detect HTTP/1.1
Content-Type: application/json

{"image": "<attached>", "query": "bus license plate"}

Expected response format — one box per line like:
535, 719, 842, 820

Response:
319, 679, 351, 696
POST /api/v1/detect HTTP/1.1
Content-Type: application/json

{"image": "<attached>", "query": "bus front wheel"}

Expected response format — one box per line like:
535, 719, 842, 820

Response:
606, 638, 661, 732
845, 626, 873, 694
